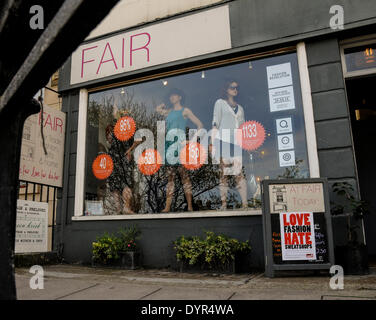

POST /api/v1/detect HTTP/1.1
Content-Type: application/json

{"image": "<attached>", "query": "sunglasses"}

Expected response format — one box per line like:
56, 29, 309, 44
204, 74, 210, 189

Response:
228, 85, 239, 90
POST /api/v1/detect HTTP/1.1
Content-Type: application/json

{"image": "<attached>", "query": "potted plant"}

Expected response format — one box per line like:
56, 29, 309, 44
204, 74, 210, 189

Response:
173, 231, 251, 273
331, 182, 369, 275
118, 225, 142, 270
91, 226, 142, 269
92, 232, 122, 267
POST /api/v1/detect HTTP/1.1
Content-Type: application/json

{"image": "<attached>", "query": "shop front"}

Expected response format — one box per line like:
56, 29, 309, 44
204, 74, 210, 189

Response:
56, 0, 376, 269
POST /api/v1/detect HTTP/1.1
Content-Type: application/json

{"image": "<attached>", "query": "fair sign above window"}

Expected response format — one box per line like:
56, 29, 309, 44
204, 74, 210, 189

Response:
70, 5, 231, 85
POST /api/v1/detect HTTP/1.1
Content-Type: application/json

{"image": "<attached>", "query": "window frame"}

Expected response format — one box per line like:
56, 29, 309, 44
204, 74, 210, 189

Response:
72, 42, 320, 220
340, 34, 376, 79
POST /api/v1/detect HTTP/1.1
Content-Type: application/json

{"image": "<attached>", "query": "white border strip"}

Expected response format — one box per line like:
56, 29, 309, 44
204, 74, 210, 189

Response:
297, 42, 320, 178
73, 44, 320, 220
72, 209, 262, 221
74, 89, 88, 217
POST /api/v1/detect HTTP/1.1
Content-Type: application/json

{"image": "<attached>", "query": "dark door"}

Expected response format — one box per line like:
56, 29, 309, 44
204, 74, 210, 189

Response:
346, 75, 376, 259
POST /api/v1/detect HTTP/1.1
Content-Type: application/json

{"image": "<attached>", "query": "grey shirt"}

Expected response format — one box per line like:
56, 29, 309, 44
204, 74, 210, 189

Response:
212, 98, 245, 143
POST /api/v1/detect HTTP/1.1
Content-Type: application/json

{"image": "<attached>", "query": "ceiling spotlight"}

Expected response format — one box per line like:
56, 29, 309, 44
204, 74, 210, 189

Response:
162, 80, 168, 86
120, 88, 125, 95
201, 71, 205, 79
248, 61, 253, 70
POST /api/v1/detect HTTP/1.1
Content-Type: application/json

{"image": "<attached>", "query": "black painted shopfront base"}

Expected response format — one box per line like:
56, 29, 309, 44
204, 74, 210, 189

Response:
92, 251, 141, 270
335, 244, 369, 275
61, 216, 265, 271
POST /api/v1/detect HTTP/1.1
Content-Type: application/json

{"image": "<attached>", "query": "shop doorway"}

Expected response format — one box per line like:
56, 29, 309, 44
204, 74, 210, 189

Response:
346, 75, 376, 261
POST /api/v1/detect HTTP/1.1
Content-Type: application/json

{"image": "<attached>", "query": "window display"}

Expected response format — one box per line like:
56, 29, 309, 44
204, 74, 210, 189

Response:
84, 52, 310, 215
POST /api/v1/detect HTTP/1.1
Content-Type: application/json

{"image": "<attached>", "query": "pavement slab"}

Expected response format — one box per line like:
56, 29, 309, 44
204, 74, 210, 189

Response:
15, 264, 376, 300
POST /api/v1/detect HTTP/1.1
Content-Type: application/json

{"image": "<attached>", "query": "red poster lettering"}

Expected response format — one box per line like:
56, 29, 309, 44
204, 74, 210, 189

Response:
292, 233, 299, 245
284, 232, 292, 245
303, 213, 311, 225
283, 214, 289, 226
296, 214, 304, 226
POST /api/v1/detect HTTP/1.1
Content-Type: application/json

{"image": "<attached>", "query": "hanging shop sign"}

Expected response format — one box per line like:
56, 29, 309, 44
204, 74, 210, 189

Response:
261, 178, 335, 277
70, 5, 231, 85
19, 105, 66, 187
15, 200, 48, 253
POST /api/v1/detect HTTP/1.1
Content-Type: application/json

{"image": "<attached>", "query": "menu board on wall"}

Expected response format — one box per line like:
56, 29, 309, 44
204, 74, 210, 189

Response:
19, 105, 66, 187
261, 178, 334, 277
15, 200, 48, 253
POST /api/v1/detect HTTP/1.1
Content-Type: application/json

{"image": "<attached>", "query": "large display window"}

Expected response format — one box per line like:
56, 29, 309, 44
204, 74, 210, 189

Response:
83, 52, 310, 216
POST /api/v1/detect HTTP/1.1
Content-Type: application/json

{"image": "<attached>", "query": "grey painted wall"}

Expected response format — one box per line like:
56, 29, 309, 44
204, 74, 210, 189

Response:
229, 0, 376, 48
62, 216, 264, 269
55, 0, 375, 267
305, 38, 363, 245
58, 0, 376, 92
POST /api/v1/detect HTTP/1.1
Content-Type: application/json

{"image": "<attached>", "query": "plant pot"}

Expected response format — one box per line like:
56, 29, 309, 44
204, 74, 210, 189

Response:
119, 251, 141, 270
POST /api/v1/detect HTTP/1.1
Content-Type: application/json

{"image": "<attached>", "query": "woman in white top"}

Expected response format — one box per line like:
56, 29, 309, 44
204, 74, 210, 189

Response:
210, 80, 248, 210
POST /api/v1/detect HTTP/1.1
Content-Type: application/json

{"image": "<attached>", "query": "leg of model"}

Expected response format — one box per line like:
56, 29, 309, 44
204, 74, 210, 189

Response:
178, 166, 193, 211
219, 160, 229, 209
234, 158, 248, 209
162, 168, 175, 213
122, 186, 135, 214
112, 190, 123, 214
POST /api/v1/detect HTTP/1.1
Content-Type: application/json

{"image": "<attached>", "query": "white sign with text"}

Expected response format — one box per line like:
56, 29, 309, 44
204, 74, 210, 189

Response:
70, 5, 231, 85
269, 86, 296, 112
276, 117, 293, 134
19, 105, 66, 187
266, 63, 293, 89
277, 134, 294, 151
15, 200, 48, 253
280, 212, 316, 261
279, 150, 296, 167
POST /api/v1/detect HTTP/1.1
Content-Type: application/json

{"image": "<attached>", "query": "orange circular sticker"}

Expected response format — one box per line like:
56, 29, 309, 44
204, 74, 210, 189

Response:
92, 154, 113, 180
114, 116, 136, 141
180, 142, 207, 170
236, 121, 266, 151
137, 149, 162, 176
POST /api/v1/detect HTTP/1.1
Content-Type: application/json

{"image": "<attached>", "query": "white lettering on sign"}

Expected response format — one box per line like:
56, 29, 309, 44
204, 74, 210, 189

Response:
70, 5, 231, 84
